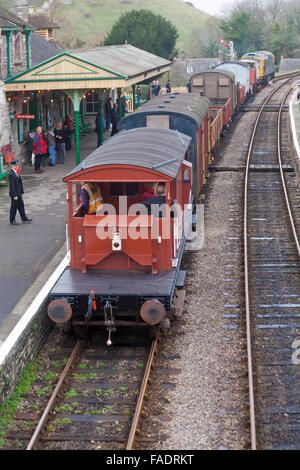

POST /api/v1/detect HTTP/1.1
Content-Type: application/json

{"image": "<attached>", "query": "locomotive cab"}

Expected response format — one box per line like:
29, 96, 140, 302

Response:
48, 128, 192, 343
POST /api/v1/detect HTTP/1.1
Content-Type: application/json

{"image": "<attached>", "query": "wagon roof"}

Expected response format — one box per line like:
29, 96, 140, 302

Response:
192, 69, 235, 81
64, 127, 192, 180
245, 51, 274, 58
124, 93, 210, 127
215, 61, 251, 69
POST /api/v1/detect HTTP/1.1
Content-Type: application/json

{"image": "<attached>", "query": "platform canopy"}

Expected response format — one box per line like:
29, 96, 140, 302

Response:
5, 44, 171, 92
5, 44, 171, 164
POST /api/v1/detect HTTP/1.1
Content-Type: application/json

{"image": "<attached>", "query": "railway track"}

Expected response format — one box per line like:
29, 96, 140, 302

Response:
3, 329, 158, 450
244, 75, 300, 449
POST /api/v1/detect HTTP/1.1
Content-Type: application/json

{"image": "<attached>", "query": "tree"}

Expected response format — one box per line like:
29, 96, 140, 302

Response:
220, 11, 263, 58
220, 0, 300, 62
103, 9, 178, 60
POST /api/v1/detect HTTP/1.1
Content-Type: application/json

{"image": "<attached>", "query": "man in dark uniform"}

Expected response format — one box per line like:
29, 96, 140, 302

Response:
186, 79, 192, 93
105, 97, 112, 130
8, 160, 32, 225
111, 103, 119, 136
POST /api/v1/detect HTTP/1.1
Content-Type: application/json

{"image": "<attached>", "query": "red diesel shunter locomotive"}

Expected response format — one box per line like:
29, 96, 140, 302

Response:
47, 127, 192, 344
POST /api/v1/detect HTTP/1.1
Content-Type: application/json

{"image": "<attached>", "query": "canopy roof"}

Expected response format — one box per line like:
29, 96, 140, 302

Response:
64, 127, 191, 181
5, 44, 171, 91
70, 44, 170, 80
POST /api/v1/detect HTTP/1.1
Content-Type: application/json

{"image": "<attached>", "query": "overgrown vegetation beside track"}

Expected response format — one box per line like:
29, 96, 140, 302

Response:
0, 360, 40, 447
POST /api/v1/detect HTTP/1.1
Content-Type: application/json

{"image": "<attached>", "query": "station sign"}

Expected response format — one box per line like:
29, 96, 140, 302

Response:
13, 114, 35, 119
10, 113, 35, 120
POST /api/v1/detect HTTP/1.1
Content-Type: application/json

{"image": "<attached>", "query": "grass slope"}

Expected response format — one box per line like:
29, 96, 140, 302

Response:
51, 0, 216, 55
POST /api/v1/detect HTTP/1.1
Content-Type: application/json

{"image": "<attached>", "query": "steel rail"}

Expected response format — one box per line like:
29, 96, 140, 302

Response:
277, 91, 300, 257
26, 340, 83, 450
126, 337, 158, 450
243, 75, 300, 450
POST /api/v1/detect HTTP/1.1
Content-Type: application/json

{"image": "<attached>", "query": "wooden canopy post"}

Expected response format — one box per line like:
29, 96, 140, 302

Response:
98, 89, 104, 145
6, 31, 12, 78
25, 31, 31, 69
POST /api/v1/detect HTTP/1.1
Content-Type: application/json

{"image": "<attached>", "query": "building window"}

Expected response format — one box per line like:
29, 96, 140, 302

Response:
186, 64, 193, 74
85, 90, 99, 114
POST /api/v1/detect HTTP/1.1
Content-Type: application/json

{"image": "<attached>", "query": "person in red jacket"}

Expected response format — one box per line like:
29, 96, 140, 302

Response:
32, 126, 47, 174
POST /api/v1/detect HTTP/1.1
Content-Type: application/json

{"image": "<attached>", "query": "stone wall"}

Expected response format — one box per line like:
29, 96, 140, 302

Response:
0, 81, 11, 173
0, 31, 29, 81
0, 301, 53, 407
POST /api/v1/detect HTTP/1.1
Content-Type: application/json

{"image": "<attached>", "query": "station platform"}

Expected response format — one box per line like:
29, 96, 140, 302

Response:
289, 88, 300, 179
0, 129, 110, 347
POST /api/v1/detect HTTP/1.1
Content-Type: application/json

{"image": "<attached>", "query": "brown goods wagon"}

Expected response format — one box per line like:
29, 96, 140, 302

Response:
191, 70, 237, 113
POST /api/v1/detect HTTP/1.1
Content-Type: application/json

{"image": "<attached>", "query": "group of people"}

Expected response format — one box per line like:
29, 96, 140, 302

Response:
95, 98, 121, 147
8, 117, 74, 224
79, 181, 167, 218
31, 117, 73, 173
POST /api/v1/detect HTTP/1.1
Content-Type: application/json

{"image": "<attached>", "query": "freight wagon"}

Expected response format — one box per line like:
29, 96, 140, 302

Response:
214, 60, 255, 97
119, 93, 211, 196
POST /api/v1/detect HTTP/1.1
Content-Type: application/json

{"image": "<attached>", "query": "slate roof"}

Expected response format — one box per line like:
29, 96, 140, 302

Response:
173, 57, 220, 78
0, 5, 33, 29
30, 32, 62, 66
64, 127, 191, 180
70, 44, 171, 78
28, 14, 59, 29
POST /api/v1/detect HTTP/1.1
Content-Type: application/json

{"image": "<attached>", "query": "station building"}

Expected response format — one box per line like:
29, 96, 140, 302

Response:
0, 3, 171, 179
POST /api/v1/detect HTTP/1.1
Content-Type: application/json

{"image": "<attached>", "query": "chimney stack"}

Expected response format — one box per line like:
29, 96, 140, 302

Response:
15, 0, 29, 23
218, 49, 224, 64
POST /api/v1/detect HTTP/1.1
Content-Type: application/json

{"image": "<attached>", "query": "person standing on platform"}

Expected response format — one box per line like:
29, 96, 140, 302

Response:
63, 121, 71, 151
54, 121, 67, 164
32, 126, 47, 174
121, 94, 127, 115
155, 80, 161, 96
95, 113, 105, 148
150, 80, 156, 98
8, 160, 32, 225
66, 114, 74, 148
46, 127, 56, 166
186, 78, 192, 93
105, 97, 112, 130
111, 103, 119, 137
136, 86, 143, 107
166, 80, 171, 93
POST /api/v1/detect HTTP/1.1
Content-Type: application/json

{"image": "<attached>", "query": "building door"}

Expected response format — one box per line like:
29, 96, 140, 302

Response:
29, 100, 38, 131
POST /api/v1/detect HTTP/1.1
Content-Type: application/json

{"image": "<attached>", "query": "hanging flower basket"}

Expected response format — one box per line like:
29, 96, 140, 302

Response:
4, 153, 15, 163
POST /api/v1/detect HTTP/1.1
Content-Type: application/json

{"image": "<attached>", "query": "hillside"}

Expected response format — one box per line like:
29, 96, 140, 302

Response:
40, 0, 218, 57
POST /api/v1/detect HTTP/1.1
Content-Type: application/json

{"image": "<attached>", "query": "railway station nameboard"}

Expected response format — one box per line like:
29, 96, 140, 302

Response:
10, 114, 35, 119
